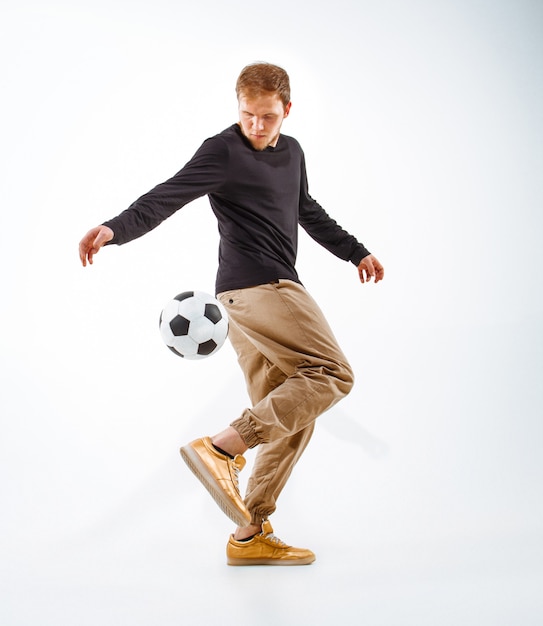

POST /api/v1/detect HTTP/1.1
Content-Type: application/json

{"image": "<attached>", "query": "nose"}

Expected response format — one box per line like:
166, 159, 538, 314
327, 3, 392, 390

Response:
252, 116, 265, 131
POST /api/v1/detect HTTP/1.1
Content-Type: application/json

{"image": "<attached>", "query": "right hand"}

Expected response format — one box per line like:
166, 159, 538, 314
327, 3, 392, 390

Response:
357, 254, 384, 284
79, 225, 114, 266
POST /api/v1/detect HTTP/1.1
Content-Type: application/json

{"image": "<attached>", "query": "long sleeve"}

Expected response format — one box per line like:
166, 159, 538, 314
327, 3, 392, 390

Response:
297, 153, 370, 266
103, 136, 229, 245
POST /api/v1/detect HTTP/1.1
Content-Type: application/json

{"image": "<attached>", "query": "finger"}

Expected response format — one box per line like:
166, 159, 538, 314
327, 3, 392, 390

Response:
374, 261, 384, 283
86, 230, 107, 265
79, 230, 96, 267
79, 239, 91, 267
364, 258, 376, 282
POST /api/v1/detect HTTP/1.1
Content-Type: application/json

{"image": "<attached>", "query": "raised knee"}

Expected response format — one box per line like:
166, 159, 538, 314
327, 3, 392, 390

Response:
345, 364, 355, 394
334, 360, 355, 397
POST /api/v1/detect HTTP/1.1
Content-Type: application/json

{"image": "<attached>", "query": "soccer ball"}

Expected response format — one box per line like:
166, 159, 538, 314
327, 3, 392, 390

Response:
159, 291, 229, 359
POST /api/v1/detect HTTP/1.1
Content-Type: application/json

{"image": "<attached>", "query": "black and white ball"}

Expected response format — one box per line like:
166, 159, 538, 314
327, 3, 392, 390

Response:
159, 291, 228, 359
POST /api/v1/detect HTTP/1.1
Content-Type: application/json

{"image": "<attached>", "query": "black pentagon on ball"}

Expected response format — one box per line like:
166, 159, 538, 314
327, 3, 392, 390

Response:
168, 345, 184, 358
204, 303, 223, 324
197, 339, 218, 356
169, 314, 190, 336
174, 291, 194, 302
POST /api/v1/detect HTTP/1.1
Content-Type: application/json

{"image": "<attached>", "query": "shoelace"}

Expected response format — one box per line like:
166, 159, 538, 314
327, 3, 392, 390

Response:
262, 533, 288, 547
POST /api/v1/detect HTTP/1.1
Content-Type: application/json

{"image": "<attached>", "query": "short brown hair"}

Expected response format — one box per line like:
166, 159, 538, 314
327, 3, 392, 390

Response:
236, 62, 291, 108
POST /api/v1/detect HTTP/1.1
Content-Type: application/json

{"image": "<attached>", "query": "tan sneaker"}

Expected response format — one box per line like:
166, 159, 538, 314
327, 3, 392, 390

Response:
226, 520, 316, 566
180, 437, 251, 527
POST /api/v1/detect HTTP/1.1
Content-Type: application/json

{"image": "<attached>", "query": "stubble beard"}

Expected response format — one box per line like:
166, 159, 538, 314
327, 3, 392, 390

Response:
250, 132, 279, 151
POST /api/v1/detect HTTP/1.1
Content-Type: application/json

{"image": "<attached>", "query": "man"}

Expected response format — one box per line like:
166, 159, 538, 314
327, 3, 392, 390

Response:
79, 62, 384, 566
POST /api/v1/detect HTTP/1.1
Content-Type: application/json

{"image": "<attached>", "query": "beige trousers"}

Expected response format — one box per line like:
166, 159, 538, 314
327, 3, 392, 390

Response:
217, 280, 354, 525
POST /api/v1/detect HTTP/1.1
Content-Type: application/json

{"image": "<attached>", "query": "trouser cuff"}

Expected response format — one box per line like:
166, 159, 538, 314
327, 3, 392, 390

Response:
231, 411, 260, 449
249, 509, 273, 526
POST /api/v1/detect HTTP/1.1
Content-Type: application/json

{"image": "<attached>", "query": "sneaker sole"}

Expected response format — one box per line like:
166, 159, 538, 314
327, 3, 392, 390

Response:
180, 445, 251, 527
227, 556, 316, 566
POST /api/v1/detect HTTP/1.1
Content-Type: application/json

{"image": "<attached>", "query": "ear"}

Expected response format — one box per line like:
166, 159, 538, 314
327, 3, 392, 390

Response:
283, 101, 292, 118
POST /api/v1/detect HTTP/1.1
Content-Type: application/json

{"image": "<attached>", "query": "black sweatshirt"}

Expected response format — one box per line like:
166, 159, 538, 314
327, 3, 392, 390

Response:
104, 124, 370, 294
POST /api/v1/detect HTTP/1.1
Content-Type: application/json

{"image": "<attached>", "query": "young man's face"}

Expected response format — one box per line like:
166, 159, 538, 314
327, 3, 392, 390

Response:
238, 92, 291, 151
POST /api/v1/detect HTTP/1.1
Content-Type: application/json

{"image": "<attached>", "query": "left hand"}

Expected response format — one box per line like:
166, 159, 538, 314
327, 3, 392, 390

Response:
357, 254, 384, 284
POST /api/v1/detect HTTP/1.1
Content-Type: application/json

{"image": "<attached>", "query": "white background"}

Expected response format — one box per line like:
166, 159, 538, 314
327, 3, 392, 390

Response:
1, 0, 542, 624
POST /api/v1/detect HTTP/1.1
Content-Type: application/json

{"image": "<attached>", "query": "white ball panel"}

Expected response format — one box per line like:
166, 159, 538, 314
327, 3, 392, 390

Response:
211, 318, 229, 345
161, 299, 181, 324
171, 334, 199, 357
178, 298, 205, 321
160, 322, 176, 346
188, 317, 215, 343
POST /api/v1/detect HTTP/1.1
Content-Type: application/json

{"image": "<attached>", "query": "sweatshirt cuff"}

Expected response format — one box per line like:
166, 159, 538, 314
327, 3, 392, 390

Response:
102, 221, 119, 245
350, 245, 371, 266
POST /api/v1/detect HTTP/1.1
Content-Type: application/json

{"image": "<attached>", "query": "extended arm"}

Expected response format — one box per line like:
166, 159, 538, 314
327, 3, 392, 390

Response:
297, 153, 384, 284
78, 135, 228, 266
